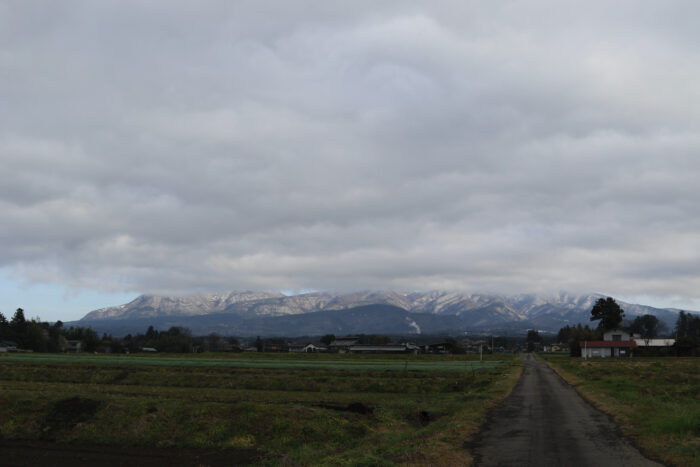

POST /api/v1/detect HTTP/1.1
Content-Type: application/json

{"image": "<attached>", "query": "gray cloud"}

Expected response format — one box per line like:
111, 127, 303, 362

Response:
2, 1, 700, 307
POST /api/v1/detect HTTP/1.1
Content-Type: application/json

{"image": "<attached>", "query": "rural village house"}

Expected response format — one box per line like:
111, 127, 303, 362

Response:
581, 329, 637, 358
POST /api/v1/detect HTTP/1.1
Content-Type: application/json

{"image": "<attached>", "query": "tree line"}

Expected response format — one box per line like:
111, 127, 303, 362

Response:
0, 308, 241, 353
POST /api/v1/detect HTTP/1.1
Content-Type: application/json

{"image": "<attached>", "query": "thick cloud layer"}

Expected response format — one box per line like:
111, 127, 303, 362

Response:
2, 1, 700, 307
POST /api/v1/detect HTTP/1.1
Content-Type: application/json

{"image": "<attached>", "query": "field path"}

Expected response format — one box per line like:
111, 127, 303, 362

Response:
471, 353, 664, 467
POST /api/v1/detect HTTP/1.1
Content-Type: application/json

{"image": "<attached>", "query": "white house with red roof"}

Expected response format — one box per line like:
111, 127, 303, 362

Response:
581, 329, 637, 358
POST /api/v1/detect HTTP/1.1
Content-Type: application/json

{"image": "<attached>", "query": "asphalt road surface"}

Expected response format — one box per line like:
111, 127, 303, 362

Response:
472, 353, 664, 467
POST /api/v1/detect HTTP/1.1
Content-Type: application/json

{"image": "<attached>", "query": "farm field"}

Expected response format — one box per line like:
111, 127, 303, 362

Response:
0, 352, 522, 466
541, 354, 700, 467
0, 352, 503, 372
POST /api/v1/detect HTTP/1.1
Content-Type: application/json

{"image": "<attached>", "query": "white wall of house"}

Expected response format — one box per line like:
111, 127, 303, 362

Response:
603, 330, 631, 341
582, 347, 607, 358
583, 346, 631, 358
634, 338, 675, 347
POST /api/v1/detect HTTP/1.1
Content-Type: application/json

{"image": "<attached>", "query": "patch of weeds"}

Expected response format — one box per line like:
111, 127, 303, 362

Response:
652, 410, 700, 436
45, 396, 102, 432
112, 369, 130, 383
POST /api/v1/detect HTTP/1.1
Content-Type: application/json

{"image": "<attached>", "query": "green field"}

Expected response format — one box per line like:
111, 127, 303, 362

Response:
0, 353, 503, 372
0, 352, 522, 466
541, 355, 700, 467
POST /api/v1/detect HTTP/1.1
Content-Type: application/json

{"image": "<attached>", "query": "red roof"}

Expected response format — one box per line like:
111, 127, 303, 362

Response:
580, 341, 637, 348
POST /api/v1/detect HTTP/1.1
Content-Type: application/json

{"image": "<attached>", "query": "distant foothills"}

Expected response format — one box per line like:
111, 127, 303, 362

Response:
63, 291, 698, 337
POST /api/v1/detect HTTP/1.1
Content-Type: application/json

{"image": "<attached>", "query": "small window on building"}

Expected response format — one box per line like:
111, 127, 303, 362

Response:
612, 334, 622, 341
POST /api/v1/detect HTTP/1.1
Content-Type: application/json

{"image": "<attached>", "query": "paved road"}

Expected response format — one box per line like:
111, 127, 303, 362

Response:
472, 354, 664, 467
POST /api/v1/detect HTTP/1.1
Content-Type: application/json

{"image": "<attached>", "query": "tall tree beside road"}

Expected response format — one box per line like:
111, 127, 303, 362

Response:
590, 297, 625, 330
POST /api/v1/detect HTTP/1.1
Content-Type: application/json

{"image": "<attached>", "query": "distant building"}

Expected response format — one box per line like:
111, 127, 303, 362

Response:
581, 329, 637, 358
328, 336, 360, 353
289, 343, 327, 353
0, 341, 18, 353
348, 343, 420, 354
423, 343, 450, 354
64, 340, 82, 353
327, 337, 420, 354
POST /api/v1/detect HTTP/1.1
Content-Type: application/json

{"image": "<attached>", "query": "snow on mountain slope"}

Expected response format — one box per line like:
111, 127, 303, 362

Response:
82, 291, 285, 320
80, 290, 691, 333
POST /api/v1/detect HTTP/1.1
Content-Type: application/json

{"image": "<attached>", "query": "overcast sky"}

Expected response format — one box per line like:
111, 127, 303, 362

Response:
2, 1, 700, 321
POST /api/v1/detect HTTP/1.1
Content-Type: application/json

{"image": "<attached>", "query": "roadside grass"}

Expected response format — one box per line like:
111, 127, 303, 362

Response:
540, 354, 700, 467
0, 353, 522, 465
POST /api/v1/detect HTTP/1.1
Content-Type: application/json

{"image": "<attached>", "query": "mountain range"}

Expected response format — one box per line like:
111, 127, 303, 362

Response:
72, 291, 692, 337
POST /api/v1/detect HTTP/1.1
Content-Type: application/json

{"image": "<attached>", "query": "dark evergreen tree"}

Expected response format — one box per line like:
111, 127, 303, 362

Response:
590, 297, 625, 330
630, 315, 665, 343
10, 308, 27, 333
674, 311, 700, 355
526, 330, 543, 352
320, 334, 335, 346
675, 311, 690, 338
145, 325, 158, 340
556, 325, 572, 344
0, 312, 9, 339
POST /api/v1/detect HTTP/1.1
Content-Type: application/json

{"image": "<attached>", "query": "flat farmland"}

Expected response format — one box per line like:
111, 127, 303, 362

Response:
0, 353, 522, 466
0, 353, 503, 372
541, 355, 700, 467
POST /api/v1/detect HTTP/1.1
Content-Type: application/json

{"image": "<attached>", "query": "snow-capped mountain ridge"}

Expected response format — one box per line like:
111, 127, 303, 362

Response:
76, 290, 694, 336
